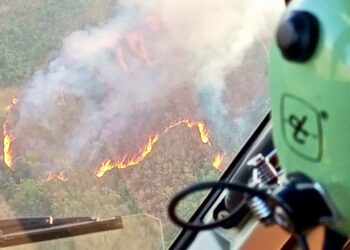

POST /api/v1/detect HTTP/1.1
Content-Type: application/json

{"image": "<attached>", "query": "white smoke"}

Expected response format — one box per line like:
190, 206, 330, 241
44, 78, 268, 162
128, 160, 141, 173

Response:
14, 0, 283, 170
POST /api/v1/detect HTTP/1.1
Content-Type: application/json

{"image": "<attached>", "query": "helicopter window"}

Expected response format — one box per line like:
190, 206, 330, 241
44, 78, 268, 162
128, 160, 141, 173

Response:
0, 0, 282, 248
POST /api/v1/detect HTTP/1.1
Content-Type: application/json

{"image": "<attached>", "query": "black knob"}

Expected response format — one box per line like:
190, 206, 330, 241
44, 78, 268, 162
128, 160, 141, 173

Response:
285, 0, 292, 5
277, 11, 320, 62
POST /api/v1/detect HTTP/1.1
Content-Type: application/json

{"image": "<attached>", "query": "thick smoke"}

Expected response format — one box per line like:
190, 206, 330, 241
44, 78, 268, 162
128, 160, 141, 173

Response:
14, 0, 283, 172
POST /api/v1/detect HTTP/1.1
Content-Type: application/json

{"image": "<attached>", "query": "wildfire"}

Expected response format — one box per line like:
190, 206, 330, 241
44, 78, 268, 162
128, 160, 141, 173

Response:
46, 172, 54, 182
57, 172, 68, 182
2, 98, 18, 170
4, 98, 18, 112
2, 95, 221, 180
3, 122, 14, 170
96, 119, 212, 177
197, 122, 210, 145
45, 171, 68, 182
164, 119, 211, 145
212, 153, 223, 170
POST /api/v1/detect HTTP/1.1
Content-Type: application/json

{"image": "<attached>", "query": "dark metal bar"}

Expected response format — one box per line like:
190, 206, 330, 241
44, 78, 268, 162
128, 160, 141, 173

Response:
0, 217, 96, 235
0, 217, 52, 234
0, 217, 123, 247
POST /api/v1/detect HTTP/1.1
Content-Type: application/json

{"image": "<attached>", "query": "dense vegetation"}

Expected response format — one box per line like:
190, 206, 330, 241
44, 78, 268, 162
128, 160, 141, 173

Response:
0, 0, 116, 86
0, 0, 269, 249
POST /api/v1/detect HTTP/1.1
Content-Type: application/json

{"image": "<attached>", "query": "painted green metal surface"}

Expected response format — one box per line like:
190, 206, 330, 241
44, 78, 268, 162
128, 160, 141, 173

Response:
270, 0, 350, 235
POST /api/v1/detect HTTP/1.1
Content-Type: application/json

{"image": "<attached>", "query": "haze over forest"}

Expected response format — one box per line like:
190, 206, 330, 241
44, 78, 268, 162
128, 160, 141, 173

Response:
0, 0, 282, 248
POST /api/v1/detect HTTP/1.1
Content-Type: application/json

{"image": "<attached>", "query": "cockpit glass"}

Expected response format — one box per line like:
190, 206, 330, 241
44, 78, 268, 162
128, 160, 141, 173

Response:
0, 0, 283, 248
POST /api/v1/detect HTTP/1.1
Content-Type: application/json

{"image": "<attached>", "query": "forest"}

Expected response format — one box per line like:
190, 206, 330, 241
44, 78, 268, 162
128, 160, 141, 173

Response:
0, 0, 270, 249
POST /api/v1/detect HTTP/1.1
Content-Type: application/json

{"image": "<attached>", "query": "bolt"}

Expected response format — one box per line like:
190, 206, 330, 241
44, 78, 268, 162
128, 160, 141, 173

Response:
217, 210, 230, 221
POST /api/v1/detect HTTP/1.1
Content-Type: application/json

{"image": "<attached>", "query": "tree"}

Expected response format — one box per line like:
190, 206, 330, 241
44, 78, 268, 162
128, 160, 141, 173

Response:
9, 179, 52, 216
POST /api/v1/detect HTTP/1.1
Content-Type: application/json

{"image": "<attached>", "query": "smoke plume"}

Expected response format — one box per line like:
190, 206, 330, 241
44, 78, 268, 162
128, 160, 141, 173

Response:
13, 0, 283, 172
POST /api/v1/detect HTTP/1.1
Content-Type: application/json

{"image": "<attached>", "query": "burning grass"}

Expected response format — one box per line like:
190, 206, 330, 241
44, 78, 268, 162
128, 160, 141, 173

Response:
96, 119, 217, 177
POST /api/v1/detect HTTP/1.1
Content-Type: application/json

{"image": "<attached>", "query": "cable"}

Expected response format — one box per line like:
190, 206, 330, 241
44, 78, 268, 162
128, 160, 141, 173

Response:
167, 181, 268, 230
168, 180, 310, 250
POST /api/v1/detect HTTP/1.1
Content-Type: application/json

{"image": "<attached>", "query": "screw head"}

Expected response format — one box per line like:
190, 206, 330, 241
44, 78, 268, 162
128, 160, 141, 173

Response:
217, 210, 230, 221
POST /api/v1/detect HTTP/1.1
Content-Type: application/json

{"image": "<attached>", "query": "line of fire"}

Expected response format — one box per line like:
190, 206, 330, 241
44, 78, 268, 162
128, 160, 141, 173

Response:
0, 23, 229, 183
1, 97, 224, 182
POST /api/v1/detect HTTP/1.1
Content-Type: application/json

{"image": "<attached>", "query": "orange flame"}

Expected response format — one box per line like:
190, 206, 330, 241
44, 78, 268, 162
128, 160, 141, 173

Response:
164, 119, 211, 145
96, 119, 211, 177
45, 171, 68, 182
2, 98, 18, 170
212, 153, 223, 169
96, 134, 160, 177
197, 121, 211, 145
46, 172, 55, 182
4, 98, 18, 113
3, 122, 14, 170
57, 171, 68, 182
